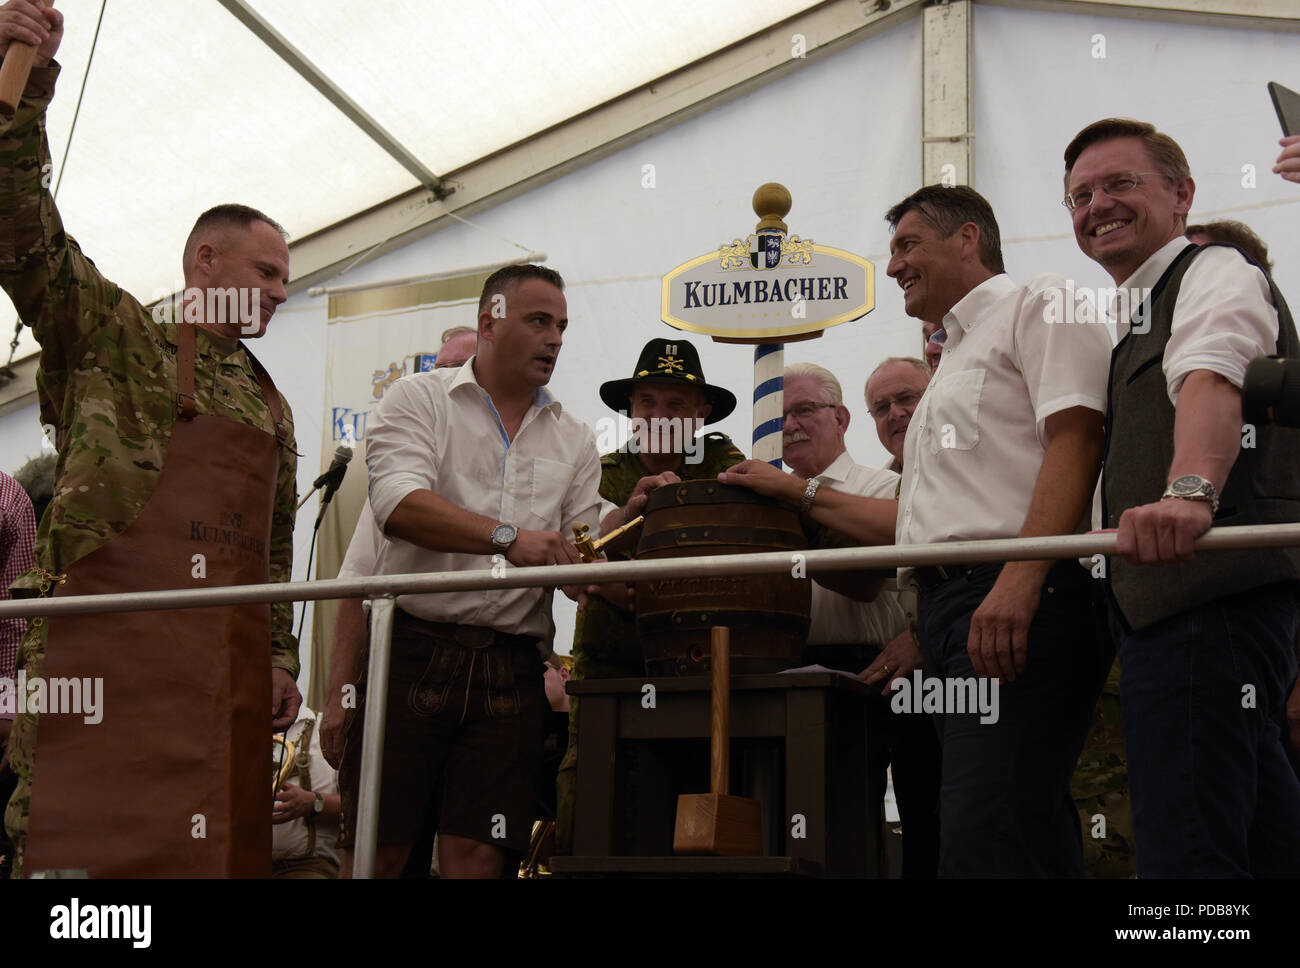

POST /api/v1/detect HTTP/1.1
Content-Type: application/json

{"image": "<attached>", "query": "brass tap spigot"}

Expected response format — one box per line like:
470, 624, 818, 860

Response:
571, 517, 644, 562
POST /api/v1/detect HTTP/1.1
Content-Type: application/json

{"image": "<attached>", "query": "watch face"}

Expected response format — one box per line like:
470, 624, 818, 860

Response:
1170, 475, 1208, 496
492, 524, 517, 546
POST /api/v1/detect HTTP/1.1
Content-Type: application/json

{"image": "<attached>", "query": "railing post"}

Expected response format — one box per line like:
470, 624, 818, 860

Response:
352, 596, 395, 879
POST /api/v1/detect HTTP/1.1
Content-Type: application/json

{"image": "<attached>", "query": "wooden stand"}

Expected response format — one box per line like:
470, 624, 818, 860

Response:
672, 627, 763, 856
552, 670, 877, 877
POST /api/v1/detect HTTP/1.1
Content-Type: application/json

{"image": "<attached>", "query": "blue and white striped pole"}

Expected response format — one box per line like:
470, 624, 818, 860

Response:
753, 343, 783, 467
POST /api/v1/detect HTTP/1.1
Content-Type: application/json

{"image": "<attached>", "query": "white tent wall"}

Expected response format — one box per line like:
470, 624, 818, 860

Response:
2, 3, 1299, 697
974, 4, 1300, 306
289, 14, 926, 687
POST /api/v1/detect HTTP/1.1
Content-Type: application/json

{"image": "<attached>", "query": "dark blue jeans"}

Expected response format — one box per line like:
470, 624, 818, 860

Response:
918, 561, 1111, 877
1109, 582, 1300, 877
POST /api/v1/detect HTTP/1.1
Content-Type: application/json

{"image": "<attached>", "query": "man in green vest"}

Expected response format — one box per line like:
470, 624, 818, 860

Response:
1065, 118, 1300, 876
554, 338, 744, 855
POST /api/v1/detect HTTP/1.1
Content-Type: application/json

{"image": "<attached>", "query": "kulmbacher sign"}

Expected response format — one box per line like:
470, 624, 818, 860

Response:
661, 230, 874, 340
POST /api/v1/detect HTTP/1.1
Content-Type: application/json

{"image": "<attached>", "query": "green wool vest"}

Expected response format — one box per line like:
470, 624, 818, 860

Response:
1103, 242, 1300, 631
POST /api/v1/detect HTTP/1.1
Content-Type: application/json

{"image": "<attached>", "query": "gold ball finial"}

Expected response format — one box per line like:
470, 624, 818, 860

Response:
753, 182, 791, 234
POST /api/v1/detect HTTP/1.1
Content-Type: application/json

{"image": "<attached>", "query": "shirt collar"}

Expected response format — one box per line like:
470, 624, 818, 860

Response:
942, 274, 1018, 350
1108, 236, 1192, 327
452, 356, 562, 414
816, 449, 854, 483
189, 324, 243, 361
1118, 236, 1190, 293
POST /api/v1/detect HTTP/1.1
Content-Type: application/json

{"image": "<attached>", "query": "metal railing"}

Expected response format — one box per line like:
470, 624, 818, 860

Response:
3, 522, 1299, 877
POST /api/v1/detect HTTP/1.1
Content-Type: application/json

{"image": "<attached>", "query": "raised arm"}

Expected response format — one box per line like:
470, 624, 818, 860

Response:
0, 3, 122, 376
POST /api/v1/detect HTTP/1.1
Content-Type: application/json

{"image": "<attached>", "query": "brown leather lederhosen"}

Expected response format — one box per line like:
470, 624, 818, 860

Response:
25, 323, 290, 877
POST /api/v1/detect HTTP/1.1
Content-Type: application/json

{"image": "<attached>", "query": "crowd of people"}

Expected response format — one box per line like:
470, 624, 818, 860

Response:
2, 0, 1300, 879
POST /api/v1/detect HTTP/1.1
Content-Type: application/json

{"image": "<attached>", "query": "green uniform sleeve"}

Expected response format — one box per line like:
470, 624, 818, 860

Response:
268, 394, 300, 677
704, 433, 746, 473
0, 63, 123, 390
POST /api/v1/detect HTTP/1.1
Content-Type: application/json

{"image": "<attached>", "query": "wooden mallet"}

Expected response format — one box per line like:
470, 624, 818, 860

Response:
0, 0, 54, 117
672, 626, 763, 856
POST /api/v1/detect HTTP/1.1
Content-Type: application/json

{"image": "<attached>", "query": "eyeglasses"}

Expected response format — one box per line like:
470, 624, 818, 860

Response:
782, 401, 836, 422
1061, 171, 1167, 212
927, 329, 947, 346
869, 390, 922, 419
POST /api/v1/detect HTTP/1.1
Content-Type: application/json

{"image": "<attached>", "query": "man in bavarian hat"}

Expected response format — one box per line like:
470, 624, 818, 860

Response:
554, 337, 744, 855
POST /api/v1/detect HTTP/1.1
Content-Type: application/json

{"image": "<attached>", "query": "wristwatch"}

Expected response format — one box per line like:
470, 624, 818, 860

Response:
312, 792, 324, 814
800, 477, 821, 513
490, 523, 518, 553
1161, 474, 1219, 515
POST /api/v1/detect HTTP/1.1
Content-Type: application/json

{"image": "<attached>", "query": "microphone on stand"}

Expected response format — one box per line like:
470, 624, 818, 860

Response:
296, 444, 355, 521
293, 442, 356, 644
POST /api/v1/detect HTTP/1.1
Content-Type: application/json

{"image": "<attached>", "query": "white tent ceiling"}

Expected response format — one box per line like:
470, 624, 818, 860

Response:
2, 0, 822, 361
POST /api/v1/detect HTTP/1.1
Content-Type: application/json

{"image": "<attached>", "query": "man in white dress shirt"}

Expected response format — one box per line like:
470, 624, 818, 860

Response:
322, 326, 480, 775
685, 186, 1113, 876
885, 185, 1113, 877
336, 265, 652, 878
1065, 119, 1300, 876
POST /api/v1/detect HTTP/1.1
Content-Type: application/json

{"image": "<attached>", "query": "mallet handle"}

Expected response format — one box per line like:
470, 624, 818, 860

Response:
710, 626, 729, 795
0, 1, 53, 117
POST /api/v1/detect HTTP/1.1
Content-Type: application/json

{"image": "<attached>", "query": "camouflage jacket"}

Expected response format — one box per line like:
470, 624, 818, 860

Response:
571, 433, 745, 673
0, 64, 299, 676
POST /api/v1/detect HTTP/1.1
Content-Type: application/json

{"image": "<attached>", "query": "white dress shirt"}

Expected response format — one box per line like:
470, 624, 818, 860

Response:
898, 273, 1111, 555
337, 498, 385, 582
1088, 238, 1280, 530
365, 359, 615, 637
1111, 237, 1278, 403
807, 451, 906, 645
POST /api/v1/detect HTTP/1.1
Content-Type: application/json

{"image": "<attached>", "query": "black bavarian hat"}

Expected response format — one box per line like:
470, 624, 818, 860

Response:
598, 338, 737, 424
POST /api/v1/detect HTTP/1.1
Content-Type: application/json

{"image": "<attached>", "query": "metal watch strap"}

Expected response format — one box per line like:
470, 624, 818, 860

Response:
1161, 474, 1219, 514
800, 477, 821, 513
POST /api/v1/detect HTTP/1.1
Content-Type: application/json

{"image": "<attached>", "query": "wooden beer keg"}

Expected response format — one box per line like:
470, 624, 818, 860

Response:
635, 479, 810, 675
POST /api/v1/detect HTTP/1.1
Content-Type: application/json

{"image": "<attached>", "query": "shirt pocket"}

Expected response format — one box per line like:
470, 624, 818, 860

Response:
527, 457, 574, 529
926, 367, 984, 455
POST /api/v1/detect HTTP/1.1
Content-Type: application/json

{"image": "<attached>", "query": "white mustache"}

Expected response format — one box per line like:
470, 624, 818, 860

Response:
783, 430, 811, 445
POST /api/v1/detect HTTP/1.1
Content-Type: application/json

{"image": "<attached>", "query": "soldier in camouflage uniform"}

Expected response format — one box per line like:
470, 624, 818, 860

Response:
1072, 658, 1136, 877
0, 1, 300, 875
555, 338, 743, 854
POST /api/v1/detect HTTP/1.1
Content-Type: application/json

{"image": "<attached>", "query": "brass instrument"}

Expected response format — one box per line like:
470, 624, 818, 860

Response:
272, 735, 297, 794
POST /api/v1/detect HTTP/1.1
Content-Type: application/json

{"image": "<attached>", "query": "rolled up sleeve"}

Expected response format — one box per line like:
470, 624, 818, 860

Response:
1164, 249, 1278, 403
365, 377, 440, 533
1016, 281, 1112, 446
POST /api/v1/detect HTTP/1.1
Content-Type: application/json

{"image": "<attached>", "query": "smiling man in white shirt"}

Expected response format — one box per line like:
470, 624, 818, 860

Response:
1065, 118, 1300, 877
886, 185, 1113, 877
337, 265, 649, 879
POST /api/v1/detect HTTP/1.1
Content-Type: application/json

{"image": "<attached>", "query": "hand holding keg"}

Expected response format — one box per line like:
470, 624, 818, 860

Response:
717, 459, 804, 505
623, 470, 683, 522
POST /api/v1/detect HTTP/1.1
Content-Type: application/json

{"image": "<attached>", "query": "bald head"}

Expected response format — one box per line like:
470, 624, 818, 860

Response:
436, 327, 478, 368
865, 357, 931, 466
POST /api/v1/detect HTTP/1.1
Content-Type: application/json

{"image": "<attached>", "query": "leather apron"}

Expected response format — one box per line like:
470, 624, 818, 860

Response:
25, 323, 289, 877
